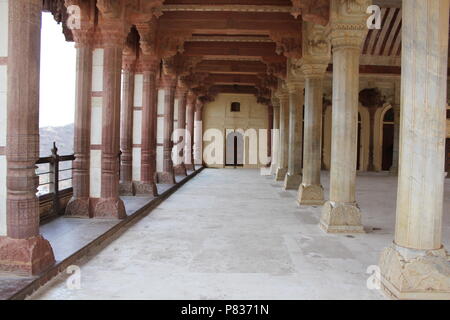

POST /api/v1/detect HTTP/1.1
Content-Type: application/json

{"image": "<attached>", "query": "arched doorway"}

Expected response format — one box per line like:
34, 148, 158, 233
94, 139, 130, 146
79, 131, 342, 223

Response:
381, 107, 395, 170
225, 130, 244, 167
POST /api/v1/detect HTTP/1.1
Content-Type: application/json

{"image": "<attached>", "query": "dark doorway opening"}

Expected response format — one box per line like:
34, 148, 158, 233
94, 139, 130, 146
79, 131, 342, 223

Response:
226, 130, 244, 167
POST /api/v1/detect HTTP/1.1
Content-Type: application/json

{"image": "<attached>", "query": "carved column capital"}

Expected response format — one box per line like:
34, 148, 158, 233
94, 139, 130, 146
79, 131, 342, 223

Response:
327, 0, 371, 51
301, 63, 328, 79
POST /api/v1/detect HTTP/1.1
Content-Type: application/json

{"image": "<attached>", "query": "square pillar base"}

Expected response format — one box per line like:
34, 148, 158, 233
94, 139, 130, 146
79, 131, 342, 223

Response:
269, 163, 278, 175
284, 173, 302, 190
0, 235, 55, 276
93, 198, 127, 219
298, 184, 325, 206
157, 171, 176, 184
319, 201, 364, 233
174, 164, 187, 176
119, 181, 135, 196
134, 181, 158, 197
275, 168, 287, 181
65, 197, 90, 218
379, 244, 450, 300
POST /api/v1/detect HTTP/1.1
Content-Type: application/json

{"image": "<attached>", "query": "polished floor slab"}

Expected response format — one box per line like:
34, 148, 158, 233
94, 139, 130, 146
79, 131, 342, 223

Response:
28, 169, 450, 300
0, 171, 196, 300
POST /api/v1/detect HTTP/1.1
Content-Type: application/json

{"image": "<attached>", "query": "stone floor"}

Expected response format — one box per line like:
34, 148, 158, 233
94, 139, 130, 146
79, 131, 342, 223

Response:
0, 172, 194, 300
28, 169, 450, 300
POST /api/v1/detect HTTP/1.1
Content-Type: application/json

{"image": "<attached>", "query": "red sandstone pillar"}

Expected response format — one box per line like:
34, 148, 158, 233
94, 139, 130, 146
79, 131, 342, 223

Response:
119, 56, 136, 196
193, 99, 204, 166
135, 57, 159, 196
174, 84, 188, 176
66, 28, 94, 217
93, 29, 126, 219
0, 0, 55, 275
185, 91, 196, 170
158, 75, 177, 184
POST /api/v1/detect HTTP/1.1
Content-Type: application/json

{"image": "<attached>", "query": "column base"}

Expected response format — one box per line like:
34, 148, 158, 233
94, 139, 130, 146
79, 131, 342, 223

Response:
284, 173, 302, 190
297, 184, 325, 205
389, 166, 398, 176
93, 198, 126, 219
275, 168, 287, 181
134, 181, 158, 197
174, 164, 187, 176
379, 244, 450, 300
319, 201, 364, 233
65, 197, 90, 218
119, 181, 135, 196
157, 171, 176, 184
269, 163, 278, 175
0, 235, 55, 276
185, 164, 195, 171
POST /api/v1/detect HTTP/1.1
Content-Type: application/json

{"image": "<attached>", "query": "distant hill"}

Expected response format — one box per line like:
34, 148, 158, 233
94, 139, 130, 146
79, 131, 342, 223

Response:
39, 123, 74, 157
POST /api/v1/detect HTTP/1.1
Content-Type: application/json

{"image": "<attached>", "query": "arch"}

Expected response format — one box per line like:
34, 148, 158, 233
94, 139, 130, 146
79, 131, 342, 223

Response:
358, 104, 370, 171
373, 103, 393, 171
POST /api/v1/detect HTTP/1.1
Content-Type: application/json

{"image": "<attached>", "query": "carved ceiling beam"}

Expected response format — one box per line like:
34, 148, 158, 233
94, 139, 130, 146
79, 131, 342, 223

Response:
269, 31, 302, 59
290, 0, 330, 26
161, 5, 292, 13
158, 11, 301, 35
195, 60, 268, 75
182, 41, 286, 63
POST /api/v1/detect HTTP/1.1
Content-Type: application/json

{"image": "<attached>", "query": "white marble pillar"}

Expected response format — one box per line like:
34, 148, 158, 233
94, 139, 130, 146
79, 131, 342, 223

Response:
298, 64, 327, 205
284, 80, 304, 189
389, 103, 400, 175
275, 89, 289, 181
270, 102, 280, 175
379, 0, 450, 300
319, 0, 368, 233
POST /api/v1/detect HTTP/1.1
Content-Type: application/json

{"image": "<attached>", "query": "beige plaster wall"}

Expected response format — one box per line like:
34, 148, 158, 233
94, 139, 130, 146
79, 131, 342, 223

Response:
202, 93, 269, 168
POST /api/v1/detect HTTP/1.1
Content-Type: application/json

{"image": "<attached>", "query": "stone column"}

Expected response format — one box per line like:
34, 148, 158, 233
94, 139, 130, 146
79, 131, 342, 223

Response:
379, 0, 450, 299
193, 100, 204, 166
267, 105, 273, 167
389, 103, 400, 175
135, 57, 159, 196
0, 0, 55, 275
174, 84, 188, 176
275, 89, 289, 181
158, 75, 177, 184
269, 101, 280, 175
185, 91, 196, 170
93, 29, 126, 219
319, 0, 368, 233
298, 64, 327, 205
284, 80, 304, 189
119, 57, 135, 196
66, 29, 94, 216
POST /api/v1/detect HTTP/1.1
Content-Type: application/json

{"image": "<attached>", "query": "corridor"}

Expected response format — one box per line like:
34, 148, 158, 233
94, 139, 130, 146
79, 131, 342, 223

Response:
29, 169, 450, 300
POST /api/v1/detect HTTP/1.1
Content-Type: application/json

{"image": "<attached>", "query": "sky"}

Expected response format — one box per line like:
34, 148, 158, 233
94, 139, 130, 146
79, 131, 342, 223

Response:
39, 13, 76, 128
